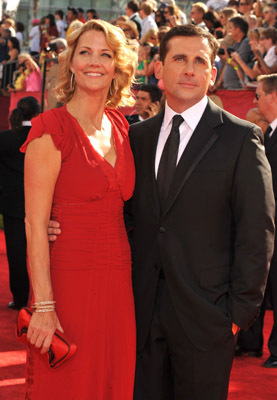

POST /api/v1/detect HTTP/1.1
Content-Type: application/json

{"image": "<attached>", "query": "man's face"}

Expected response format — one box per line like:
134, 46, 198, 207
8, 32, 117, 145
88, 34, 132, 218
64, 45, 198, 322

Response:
155, 36, 216, 112
125, 6, 132, 17
190, 7, 203, 25
135, 90, 152, 116
87, 12, 93, 21
264, 7, 275, 23
67, 10, 75, 22
239, 1, 252, 15
254, 82, 272, 119
229, 22, 239, 41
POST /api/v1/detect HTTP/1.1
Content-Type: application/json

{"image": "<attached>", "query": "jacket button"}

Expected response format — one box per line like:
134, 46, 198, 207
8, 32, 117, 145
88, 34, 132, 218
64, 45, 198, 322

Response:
159, 227, 166, 233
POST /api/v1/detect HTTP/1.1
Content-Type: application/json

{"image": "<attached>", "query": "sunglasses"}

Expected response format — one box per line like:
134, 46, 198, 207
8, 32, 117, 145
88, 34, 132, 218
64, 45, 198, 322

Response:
255, 92, 261, 100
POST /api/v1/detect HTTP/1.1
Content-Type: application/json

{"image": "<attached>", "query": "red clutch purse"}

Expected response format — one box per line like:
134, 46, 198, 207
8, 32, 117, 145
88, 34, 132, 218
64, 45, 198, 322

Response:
16, 307, 77, 369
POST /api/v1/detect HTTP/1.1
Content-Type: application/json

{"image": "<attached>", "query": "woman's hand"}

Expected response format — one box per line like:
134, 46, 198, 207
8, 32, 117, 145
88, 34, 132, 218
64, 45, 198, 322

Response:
27, 311, 63, 354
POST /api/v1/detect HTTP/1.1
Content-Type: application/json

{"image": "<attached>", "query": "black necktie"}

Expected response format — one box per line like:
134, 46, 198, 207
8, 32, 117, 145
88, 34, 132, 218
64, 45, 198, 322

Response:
264, 126, 272, 146
157, 114, 184, 208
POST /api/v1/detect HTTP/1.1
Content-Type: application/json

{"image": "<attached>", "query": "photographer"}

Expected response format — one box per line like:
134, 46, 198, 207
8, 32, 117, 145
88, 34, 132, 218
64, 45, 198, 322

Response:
45, 38, 68, 110
222, 16, 253, 89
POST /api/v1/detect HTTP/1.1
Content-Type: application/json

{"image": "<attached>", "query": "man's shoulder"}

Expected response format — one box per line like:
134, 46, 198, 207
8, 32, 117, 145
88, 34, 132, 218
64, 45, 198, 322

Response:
206, 99, 261, 137
126, 114, 140, 125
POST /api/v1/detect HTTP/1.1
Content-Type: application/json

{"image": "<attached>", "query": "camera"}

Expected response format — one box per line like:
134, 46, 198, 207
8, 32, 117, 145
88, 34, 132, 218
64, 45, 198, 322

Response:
227, 47, 235, 56
150, 46, 159, 58
215, 30, 223, 39
44, 42, 58, 53
218, 48, 225, 55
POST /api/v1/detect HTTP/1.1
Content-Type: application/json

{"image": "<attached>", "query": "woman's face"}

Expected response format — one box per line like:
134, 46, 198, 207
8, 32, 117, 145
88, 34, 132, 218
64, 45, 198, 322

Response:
70, 30, 116, 96
148, 33, 158, 46
7, 40, 13, 49
220, 13, 227, 26
155, 11, 162, 22
163, 8, 171, 20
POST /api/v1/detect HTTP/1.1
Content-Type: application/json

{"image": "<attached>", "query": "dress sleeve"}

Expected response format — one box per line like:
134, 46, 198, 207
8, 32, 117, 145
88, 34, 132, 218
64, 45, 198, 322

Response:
106, 108, 130, 138
20, 108, 67, 159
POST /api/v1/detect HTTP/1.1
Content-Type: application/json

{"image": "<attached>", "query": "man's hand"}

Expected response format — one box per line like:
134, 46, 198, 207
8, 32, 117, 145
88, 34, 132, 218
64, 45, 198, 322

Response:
144, 102, 160, 119
48, 220, 61, 241
232, 323, 240, 336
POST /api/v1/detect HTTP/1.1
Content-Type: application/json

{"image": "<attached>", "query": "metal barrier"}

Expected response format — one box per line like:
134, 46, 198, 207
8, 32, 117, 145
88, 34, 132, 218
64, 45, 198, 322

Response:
1, 59, 18, 90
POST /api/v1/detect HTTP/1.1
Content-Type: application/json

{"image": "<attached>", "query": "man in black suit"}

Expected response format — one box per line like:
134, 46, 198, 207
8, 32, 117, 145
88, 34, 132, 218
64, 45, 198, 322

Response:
0, 97, 40, 310
125, 0, 142, 38
126, 25, 275, 399
236, 74, 277, 368
126, 84, 162, 125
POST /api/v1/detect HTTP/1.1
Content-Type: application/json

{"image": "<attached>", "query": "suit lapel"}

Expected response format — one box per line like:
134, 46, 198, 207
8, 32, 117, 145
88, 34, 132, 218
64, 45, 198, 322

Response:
163, 100, 222, 215
265, 128, 277, 154
142, 111, 164, 218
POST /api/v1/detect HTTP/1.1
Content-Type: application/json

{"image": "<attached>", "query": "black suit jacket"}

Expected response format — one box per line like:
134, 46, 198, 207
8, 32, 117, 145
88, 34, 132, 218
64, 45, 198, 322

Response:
127, 99, 275, 352
0, 126, 30, 218
265, 127, 277, 269
126, 114, 140, 125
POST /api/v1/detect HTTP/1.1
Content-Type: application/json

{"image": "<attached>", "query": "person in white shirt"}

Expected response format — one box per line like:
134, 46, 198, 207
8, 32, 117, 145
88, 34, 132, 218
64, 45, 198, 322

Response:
28, 19, 40, 55
15, 22, 24, 52
139, 2, 158, 38
55, 10, 66, 39
190, 2, 209, 30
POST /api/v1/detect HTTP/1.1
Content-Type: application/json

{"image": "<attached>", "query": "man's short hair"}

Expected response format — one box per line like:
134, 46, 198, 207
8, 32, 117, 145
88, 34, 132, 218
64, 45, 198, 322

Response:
261, 28, 277, 44
239, 0, 253, 5
140, 2, 153, 16
127, 0, 140, 13
192, 2, 208, 15
159, 24, 219, 66
67, 7, 78, 16
87, 9, 99, 19
139, 84, 163, 103
55, 10, 64, 19
258, 74, 277, 95
229, 16, 249, 36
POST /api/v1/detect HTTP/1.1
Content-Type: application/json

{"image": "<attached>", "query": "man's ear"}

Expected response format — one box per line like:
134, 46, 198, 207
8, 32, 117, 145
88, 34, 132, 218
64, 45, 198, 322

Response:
154, 60, 163, 80
209, 66, 217, 89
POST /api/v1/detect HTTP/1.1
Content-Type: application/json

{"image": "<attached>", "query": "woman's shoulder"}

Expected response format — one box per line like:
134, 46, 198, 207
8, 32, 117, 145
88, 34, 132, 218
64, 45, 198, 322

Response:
106, 108, 129, 137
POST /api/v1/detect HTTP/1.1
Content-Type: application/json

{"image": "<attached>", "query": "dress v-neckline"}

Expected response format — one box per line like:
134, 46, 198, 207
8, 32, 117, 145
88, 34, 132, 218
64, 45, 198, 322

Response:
65, 105, 118, 170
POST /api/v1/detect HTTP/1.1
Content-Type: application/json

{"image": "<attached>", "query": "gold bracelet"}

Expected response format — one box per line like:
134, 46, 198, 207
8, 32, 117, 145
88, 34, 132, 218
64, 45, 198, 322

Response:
33, 300, 56, 307
34, 307, 56, 313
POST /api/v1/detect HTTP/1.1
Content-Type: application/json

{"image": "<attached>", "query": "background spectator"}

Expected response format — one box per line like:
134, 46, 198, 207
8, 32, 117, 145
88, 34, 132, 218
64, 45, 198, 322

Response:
55, 10, 66, 39
15, 22, 24, 52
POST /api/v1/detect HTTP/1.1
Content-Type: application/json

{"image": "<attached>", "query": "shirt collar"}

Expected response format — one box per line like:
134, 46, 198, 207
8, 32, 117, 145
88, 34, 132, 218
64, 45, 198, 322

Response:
269, 118, 277, 133
164, 96, 208, 131
22, 121, 32, 126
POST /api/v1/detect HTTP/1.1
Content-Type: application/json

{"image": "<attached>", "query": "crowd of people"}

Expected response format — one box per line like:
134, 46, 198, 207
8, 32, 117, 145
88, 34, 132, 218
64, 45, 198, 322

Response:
1, 1, 277, 399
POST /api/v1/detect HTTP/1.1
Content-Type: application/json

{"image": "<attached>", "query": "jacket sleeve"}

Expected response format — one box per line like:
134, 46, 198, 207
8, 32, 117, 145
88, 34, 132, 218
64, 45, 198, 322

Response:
228, 125, 275, 330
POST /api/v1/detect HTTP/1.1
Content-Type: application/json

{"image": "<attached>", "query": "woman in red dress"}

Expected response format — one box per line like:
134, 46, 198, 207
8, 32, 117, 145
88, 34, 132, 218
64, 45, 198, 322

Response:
21, 20, 137, 399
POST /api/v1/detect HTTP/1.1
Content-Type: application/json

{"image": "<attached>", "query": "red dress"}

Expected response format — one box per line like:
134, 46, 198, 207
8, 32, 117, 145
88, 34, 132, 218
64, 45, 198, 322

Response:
21, 106, 136, 400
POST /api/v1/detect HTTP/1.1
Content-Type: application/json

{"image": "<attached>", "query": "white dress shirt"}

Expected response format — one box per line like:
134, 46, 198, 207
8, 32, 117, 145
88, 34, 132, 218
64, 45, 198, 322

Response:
155, 96, 208, 177
141, 15, 158, 37
268, 118, 277, 138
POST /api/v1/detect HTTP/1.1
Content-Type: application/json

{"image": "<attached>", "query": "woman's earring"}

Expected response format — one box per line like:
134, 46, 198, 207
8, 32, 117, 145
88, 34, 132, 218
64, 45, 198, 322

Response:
70, 73, 75, 91
109, 81, 113, 96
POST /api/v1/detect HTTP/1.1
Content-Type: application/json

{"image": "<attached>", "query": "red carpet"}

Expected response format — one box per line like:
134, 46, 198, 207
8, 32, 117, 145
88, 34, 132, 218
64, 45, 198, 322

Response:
0, 229, 276, 399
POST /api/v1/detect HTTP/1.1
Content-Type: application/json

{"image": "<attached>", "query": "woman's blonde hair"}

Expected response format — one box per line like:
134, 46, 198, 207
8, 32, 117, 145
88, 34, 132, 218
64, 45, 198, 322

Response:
140, 28, 159, 45
56, 20, 138, 108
